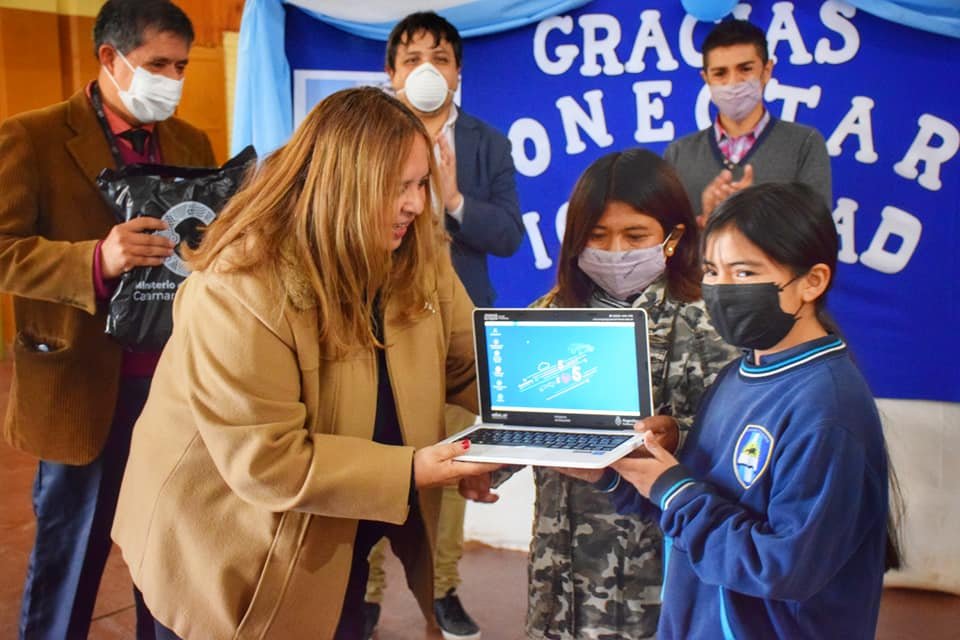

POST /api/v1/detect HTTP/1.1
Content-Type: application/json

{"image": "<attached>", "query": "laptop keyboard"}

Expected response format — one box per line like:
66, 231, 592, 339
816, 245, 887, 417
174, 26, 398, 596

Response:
466, 428, 631, 451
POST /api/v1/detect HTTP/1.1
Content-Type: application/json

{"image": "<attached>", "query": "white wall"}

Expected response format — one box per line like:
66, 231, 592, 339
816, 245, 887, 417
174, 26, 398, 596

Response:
465, 399, 960, 595
880, 399, 960, 594
464, 466, 535, 551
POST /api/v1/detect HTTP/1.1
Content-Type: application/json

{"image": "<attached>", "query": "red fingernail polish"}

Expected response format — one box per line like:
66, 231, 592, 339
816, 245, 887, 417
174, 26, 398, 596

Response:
461, 439, 470, 449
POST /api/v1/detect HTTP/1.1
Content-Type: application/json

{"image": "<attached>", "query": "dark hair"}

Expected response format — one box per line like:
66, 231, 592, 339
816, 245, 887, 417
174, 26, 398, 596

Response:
93, 0, 194, 58
703, 182, 837, 318
386, 11, 463, 72
702, 19, 768, 69
554, 149, 701, 306
703, 183, 905, 571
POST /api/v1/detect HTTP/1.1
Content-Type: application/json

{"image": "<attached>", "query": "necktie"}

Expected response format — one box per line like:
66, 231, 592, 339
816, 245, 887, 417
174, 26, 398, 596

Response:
118, 128, 150, 155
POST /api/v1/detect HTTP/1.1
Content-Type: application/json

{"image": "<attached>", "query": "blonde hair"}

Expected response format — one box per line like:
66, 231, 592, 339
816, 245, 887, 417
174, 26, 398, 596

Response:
190, 87, 441, 354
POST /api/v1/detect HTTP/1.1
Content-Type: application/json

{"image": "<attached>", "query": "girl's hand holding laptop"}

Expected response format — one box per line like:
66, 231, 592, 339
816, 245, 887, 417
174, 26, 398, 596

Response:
553, 416, 680, 483
631, 415, 680, 456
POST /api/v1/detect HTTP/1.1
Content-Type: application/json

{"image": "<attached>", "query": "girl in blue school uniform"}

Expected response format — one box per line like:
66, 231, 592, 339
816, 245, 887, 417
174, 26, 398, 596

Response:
604, 182, 901, 639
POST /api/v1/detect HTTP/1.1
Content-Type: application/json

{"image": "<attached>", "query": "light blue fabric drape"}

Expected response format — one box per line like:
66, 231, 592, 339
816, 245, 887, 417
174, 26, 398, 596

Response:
677, 0, 960, 37
231, 0, 291, 156
847, 0, 960, 39
300, 0, 594, 40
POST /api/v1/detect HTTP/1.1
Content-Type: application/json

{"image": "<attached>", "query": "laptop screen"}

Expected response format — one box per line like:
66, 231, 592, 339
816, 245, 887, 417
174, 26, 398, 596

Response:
473, 308, 654, 430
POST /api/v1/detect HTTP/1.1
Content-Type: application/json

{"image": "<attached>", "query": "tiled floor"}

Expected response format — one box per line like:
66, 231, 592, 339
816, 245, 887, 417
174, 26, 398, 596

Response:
1, 359, 958, 639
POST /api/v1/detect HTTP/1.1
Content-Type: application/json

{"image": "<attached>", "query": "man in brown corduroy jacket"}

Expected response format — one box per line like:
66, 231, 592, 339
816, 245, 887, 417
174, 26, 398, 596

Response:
0, 1, 215, 637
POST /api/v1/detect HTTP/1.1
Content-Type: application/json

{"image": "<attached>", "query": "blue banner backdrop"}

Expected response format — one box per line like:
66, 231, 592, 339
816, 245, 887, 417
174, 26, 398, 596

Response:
283, 1, 959, 402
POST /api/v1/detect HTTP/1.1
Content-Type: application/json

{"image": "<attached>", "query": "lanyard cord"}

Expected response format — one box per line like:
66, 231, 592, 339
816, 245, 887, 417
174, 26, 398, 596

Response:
89, 81, 157, 167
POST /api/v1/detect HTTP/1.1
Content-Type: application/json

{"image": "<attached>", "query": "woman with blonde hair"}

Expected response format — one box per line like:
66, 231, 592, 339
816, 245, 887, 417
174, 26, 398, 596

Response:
111, 87, 498, 639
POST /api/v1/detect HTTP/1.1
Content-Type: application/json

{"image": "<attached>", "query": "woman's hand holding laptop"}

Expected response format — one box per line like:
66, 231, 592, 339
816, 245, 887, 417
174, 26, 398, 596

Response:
414, 440, 502, 489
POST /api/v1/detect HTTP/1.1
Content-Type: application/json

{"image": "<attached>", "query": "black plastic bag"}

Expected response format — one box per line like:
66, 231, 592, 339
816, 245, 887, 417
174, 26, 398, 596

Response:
97, 146, 256, 350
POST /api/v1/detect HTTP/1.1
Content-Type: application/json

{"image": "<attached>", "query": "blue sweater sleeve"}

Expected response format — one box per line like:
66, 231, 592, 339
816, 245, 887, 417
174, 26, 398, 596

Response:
651, 424, 885, 601
598, 470, 662, 522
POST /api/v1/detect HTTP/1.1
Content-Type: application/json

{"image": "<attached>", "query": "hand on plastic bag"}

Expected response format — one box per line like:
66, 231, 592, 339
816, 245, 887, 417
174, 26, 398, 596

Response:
96, 146, 256, 349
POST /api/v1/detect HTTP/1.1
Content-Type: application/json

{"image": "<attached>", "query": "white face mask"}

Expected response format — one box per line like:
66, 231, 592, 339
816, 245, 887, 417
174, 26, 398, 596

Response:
400, 62, 452, 113
105, 50, 183, 123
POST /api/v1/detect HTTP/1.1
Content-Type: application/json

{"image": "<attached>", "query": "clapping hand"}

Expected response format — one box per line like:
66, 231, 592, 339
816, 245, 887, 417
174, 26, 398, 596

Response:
435, 134, 463, 214
699, 164, 754, 226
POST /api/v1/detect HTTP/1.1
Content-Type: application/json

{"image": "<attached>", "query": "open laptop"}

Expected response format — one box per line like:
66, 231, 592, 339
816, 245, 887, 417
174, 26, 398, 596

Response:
443, 307, 654, 469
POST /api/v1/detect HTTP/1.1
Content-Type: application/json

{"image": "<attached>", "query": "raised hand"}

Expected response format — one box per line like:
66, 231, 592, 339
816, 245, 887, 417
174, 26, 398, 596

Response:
435, 134, 463, 214
699, 163, 754, 226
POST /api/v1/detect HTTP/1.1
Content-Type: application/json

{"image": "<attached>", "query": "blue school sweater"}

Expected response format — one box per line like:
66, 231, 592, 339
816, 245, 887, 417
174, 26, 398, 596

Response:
612, 336, 888, 639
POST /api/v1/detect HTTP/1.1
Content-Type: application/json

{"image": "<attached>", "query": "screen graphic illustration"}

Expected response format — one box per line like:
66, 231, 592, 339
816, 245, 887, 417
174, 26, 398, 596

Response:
485, 321, 640, 415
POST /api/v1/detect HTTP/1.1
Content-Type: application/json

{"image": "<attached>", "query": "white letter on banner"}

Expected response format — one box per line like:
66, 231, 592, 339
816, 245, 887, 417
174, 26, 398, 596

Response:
815, 1, 860, 64
832, 197, 859, 264
893, 114, 960, 192
508, 118, 552, 177
826, 97, 878, 163
522, 212, 553, 270
859, 206, 922, 274
556, 90, 614, 154
624, 10, 679, 73
679, 14, 703, 68
633, 80, 675, 143
555, 201, 569, 243
765, 78, 820, 122
534, 16, 578, 75
578, 14, 625, 76
767, 2, 813, 65
695, 84, 713, 131
732, 3, 752, 20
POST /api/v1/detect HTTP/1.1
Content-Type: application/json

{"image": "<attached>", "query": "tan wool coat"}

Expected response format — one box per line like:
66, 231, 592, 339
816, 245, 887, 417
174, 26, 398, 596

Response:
0, 89, 215, 464
111, 249, 479, 639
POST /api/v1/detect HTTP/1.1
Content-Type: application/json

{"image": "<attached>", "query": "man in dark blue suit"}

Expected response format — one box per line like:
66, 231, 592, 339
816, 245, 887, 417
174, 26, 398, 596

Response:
363, 11, 523, 640
387, 12, 523, 307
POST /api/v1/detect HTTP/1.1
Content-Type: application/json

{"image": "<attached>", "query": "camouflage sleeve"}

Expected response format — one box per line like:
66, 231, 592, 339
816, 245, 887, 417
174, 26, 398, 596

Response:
676, 415, 695, 449
666, 302, 739, 445
491, 464, 524, 488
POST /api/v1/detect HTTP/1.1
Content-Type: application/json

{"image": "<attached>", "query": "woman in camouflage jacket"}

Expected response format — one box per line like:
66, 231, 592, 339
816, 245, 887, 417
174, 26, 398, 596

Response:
482, 149, 736, 640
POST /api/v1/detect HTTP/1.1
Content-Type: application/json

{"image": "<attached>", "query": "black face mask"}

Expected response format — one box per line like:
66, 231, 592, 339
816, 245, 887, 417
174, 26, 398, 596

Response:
702, 279, 801, 350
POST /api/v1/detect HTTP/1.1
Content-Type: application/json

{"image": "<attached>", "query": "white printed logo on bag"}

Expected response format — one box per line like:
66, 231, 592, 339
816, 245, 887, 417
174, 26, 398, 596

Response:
158, 201, 217, 277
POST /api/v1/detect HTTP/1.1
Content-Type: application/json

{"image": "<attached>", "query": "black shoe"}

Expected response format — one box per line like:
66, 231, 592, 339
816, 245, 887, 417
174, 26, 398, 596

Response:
362, 601, 380, 640
433, 588, 481, 640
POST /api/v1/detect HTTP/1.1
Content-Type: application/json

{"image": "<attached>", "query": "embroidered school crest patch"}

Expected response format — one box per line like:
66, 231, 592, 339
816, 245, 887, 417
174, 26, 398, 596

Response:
732, 425, 774, 489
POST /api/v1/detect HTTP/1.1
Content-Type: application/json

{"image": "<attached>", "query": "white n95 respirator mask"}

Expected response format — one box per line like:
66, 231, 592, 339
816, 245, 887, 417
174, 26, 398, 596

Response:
400, 62, 452, 113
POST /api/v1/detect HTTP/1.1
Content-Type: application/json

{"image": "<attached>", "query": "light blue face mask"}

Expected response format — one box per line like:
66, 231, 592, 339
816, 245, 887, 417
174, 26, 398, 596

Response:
578, 237, 670, 301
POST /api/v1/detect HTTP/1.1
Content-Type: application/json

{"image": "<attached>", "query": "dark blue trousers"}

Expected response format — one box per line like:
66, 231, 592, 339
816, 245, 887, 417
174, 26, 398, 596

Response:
19, 376, 156, 640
